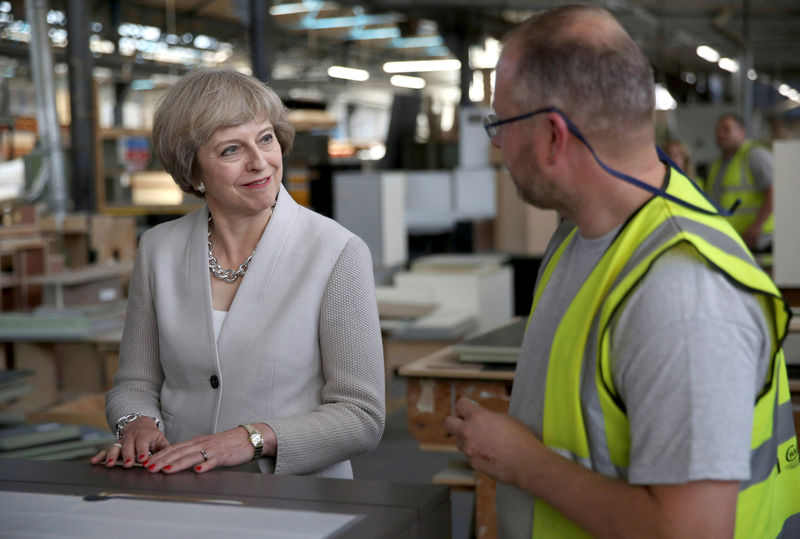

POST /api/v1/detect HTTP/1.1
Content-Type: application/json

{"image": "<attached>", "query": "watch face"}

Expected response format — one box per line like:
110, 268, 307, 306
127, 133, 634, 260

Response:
252, 432, 263, 446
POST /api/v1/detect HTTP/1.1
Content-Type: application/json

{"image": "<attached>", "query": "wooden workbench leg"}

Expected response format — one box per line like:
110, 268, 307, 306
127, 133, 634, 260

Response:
475, 471, 498, 539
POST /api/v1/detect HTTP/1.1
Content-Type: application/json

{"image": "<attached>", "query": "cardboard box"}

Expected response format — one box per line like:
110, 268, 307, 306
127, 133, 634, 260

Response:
494, 168, 559, 256
27, 393, 109, 430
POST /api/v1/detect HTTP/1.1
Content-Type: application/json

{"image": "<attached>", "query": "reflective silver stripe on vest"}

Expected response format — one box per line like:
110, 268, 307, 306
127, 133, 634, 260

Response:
741, 397, 797, 490
711, 145, 755, 198
578, 213, 766, 481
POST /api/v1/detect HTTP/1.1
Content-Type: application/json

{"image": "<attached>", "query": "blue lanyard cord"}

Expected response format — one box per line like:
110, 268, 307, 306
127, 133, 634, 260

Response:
547, 106, 740, 217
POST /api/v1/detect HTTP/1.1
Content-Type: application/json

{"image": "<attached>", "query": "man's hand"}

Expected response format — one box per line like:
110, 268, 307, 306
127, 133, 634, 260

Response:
444, 397, 542, 486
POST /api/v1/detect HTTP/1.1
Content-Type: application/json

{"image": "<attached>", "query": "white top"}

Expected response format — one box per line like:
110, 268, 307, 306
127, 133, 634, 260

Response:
212, 310, 227, 342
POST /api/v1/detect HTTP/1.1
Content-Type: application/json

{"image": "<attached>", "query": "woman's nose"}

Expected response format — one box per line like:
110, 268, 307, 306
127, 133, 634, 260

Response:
247, 148, 268, 170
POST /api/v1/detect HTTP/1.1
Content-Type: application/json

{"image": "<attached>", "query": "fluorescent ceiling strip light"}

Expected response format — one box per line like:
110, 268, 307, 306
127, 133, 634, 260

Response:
269, 1, 336, 16
327, 65, 369, 81
349, 27, 400, 40
390, 36, 444, 48
383, 59, 461, 73
718, 57, 739, 73
295, 13, 403, 30
390, 74, 425, 89
696, 45, 720, 63
654, 83, 677, 111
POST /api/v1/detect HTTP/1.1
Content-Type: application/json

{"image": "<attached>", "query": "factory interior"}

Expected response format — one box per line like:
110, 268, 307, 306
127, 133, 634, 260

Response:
0, 1, 799, 537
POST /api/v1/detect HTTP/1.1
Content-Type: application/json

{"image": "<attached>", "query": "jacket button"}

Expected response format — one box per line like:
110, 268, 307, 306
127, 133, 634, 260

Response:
209, 375, 219, 389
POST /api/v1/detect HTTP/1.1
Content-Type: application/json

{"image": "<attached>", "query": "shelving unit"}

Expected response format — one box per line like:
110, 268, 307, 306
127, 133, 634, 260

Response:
94, 127, 201, 216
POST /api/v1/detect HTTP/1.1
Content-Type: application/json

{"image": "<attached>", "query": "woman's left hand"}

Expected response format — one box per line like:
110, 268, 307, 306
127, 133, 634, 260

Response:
141, 423, 276, 474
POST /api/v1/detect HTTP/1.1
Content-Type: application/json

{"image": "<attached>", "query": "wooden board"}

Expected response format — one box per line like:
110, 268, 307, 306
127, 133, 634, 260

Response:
406, 377, 511, 447
398, 346, 515, 381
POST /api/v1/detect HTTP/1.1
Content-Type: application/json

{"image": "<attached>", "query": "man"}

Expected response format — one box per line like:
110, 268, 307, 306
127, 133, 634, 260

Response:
444, 6, 799, 538
706, 113, 774, 251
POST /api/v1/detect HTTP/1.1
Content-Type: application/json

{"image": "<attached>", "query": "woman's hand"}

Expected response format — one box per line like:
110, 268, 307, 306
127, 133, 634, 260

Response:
141, 423, 277, 474
90, 417, 169, 468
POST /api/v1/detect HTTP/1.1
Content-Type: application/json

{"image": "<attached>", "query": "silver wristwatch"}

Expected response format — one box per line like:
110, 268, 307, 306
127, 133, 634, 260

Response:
240, 424, 264, 459
115, 413, 160, 441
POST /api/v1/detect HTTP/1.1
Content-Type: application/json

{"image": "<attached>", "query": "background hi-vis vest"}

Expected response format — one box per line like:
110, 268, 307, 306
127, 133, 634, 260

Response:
529, 169, 800, 538
706, 140, 774, 235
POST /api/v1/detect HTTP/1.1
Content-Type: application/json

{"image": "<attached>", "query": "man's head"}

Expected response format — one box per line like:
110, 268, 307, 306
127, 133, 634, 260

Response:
715, 114, 747, 156
500, 6, 654, 148
491, 5, 655, 210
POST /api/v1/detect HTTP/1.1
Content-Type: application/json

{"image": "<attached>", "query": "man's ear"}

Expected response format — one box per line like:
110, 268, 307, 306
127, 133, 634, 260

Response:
546, 111, 570, 165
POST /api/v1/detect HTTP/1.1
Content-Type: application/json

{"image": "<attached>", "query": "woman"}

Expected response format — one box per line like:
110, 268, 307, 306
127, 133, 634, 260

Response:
663, 139, 697, 180
91, 68, 385, 478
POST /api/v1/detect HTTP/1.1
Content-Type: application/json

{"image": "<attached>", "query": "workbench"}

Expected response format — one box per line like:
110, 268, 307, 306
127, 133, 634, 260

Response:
0, 458, 450, 538
398, 344, 515, 539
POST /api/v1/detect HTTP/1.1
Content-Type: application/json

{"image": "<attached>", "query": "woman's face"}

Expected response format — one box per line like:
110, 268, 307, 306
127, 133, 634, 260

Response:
195, 117, 283, 219
665, 144, 688, 171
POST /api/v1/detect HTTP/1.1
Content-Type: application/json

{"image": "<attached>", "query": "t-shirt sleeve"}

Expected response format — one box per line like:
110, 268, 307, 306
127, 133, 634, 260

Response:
609, 243, 770, 485
748, 146, 773, 190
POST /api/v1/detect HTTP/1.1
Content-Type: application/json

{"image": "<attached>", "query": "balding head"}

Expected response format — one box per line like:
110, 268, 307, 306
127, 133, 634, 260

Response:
501, 6, 655, 151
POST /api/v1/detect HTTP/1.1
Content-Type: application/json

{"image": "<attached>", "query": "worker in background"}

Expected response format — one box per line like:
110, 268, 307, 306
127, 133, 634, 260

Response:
706, 113, 774, 251
662, 138, 697, 181
444, 5, 799, 538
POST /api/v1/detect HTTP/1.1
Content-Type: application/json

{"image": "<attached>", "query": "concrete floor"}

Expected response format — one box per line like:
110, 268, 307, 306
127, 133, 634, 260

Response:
351, 375, 475, 539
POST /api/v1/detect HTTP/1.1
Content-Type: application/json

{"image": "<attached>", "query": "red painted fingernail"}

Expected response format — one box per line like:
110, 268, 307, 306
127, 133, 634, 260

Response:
142, 460, 148, 465
195, 465, 202, 471
107, 459, 113, 464
164, 465, 172, 470
125, 459, 132, 465
139, 455, 146, 460
148, 464, 156, 470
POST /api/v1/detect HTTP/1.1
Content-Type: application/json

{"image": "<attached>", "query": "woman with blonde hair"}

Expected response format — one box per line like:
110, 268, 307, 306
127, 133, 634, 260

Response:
91, 68, 385, 478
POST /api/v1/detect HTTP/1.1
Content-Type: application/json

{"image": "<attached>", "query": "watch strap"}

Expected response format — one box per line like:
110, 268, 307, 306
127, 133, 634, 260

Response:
240, 424, 263, 460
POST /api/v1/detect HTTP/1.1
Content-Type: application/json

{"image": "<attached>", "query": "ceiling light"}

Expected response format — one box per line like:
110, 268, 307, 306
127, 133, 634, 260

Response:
349, 28, 400, 41
747, 69, 757, 81
696, 45, 720, 63
383, 59, 461, 73
469, 37, 500, 70
327, 66, 369, 81
718, 58, 739, 73
295, 13, 402, 30
390, 36, 444, 49
269, 1, 337, 16
390, 75, 425, 89
654, 83, 677, 111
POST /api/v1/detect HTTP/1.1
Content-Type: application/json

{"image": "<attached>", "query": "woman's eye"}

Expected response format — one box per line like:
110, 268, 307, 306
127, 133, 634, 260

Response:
221, 145, 238, 156
261, 133, 274, 144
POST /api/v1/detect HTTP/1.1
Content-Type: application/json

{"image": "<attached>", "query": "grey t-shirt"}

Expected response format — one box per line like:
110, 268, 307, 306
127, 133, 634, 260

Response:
497, 220, 771, 538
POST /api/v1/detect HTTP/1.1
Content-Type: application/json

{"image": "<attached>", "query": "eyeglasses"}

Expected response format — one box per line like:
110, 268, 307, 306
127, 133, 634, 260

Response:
481, 104, 739, 218
482, 107, 556, 138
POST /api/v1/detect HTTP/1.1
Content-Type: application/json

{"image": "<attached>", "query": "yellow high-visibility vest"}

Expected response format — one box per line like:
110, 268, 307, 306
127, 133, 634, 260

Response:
706, 140, 774, 235
528, 169, 799, 538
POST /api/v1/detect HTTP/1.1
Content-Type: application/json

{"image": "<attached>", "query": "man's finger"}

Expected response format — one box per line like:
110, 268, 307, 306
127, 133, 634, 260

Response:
454, 397, 481, 417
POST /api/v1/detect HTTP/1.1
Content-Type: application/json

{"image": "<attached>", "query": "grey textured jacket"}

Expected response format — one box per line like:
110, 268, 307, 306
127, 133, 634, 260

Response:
106, 185, 385, 478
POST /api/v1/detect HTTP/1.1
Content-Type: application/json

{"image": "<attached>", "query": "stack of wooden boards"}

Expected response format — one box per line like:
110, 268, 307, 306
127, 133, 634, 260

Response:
0, 421, 113, 460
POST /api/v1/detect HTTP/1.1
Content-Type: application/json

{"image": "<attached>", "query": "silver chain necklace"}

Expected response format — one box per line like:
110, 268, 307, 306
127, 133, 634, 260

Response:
207, 215, 255, 284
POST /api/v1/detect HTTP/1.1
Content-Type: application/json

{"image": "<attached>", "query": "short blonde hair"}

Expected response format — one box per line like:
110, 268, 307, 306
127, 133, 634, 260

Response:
663, 139, 695, 177
151, 68, 295, 196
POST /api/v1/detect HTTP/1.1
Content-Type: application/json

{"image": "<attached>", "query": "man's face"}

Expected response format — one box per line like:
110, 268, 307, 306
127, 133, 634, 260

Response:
715, 117, 746, 154
491, 49, 557, 210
